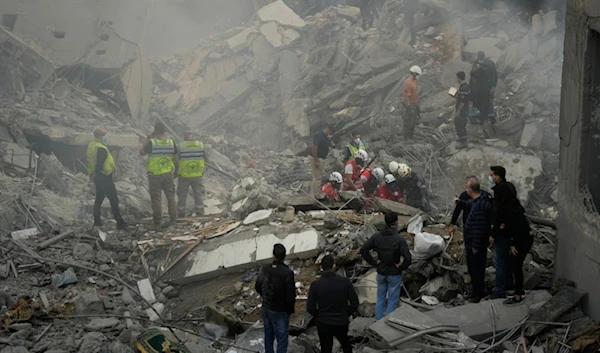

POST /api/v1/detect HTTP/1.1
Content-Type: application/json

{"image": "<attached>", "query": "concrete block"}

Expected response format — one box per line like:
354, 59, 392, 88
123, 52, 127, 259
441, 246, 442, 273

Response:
163, 228, 322, 284
542, 11, 557, 36
243, 209, 274, 225
0, 28, 54, 89
524, 287, 585, 337
75, 289, 104, 315
356, 270, 378, 304
333, 107, 361, 121
240, 177, 256, 189
257, 0, 306, 29
463, 38, 503, 62
282, 28, 300, 45
260, 22, 283, 48
355, 68, 404, 96
520, 121, 544, 150
424, 291, 552, 340
146, 303, 165, 322
374, 198, 420, 216
465, 26, 483, 39
10, 228, 39, 241
231, 197, 252, 214
368, 304, 442, 348
251, 35, 277, 73
227, 27, 258, 52
283, 99, 310, 137
137, 278, 156, 304
231, 185, 248, 202
1, 142, 33, 169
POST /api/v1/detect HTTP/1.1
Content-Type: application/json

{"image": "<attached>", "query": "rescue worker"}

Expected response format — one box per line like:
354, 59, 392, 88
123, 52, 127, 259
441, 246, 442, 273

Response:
87, 127, 127, 229
322, 172, 343, 201
377, 174, 403, 203
360, 167, 385, 197
140, 122, 178, 230
176, 131, 205, 217
343, 131, 366, 163
343, 150, 369, 191
396, 164, 432, 212
401, 65, 422, 140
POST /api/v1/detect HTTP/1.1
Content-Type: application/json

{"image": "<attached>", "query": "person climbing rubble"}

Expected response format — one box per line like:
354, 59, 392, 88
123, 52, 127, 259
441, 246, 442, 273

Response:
343, 131, 366, 163
395, 163, 432, 212
360, 167, 385, 197
322, 172, 343, 201
176, 131, 205, 217
360, 212, 412, 320
401, 65, 422, 140
140, 122, 178, 230
86, 127, 128, 230
378, 174, 404, 203
255, 244, 296, 353
453, 71, 471, 148
311, 125, 335, 196
343, 150, 369, 191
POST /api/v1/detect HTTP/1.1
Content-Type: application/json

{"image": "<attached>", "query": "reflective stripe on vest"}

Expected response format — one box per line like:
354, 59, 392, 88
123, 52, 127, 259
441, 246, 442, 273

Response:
147, 138, 175, 175
178, 140, 205, 178
86, 139, 116, 176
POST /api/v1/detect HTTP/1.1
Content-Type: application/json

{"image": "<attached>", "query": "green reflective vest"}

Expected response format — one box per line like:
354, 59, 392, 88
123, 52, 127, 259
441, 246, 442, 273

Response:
178, 140, 205, 178
345, 142, 366, 160
147, 138, 175, 176
86, 139, 116, 176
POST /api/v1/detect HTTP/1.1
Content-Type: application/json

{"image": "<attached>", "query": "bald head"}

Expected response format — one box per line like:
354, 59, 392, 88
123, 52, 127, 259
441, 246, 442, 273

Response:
466, 178, 481, 193
94, 127, 106, 138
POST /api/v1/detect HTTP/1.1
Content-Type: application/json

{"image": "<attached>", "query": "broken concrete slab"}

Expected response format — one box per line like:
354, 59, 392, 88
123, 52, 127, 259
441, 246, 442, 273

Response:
520, 121, 544, 149
257, 0, 306, 29
226, 27, 258, 52
85, 317, 120, 331
424, 291, 552, 340
1, 142, 34, 169
251, 35, 277, 73
464, 26, 483, 40
10, 228, 39, 241
260, 22, 283, 48
279, 50, 300, 103
282, 28, 300, 45
355, 68, 404, 96
283, 99, 310, 138
524, 287, 586, 337
356, 270, 378, 304
120, 45, 153, 120
0, 28, 54, 89
446, 146, 542, 205
163, 227, 322, 284
137, 278, 156, 304
440, 59, 472, 88
333, 107, 361, 122
542, 11, 558, 36
374, 198, 420, 217
463, 38, 503, 62
242, 209, 274, 225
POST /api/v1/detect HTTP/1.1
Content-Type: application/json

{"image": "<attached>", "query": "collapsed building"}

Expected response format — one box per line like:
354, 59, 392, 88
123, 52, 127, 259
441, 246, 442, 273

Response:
0, 0, 599, 353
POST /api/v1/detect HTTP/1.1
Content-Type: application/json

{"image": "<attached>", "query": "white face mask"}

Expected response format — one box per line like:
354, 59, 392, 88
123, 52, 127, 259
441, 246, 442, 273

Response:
101, 135, 108, 143
353, 138, 361, 145
488, 175, 495, 184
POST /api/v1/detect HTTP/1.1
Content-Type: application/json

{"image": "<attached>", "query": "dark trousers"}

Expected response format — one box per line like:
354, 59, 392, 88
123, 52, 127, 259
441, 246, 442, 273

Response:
405, 12, 416, 43
403, 103, 419, 139
262, 307, 289, 353
466, 247, 487, 298
93, 174, 124, 224
511, 237, 533, 296
493, 237, 513, 296
455, 112, 468, 140
317, 322, 352, 353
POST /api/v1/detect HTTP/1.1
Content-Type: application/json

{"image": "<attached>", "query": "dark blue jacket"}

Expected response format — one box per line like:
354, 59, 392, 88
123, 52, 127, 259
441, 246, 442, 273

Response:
460, 191, 492, 250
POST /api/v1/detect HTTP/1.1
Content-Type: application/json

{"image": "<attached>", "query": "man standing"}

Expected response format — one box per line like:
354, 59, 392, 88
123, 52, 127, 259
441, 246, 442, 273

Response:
311, 125, 335, 196
177, 131, 205, 217
453, 179, 492, 302
470, 51, 498, 126
307, 255, 359, 353
140, 122, 178, 230
404, 0, 419, 45
489, 165, 517, 298
343, 131, 366, 163
360, 212, 412, 320
448, 175, 478, 237
401, 66, 422, 140
255, 244, 296, 353
87, 128, 127, 229
453, 71, 471, 148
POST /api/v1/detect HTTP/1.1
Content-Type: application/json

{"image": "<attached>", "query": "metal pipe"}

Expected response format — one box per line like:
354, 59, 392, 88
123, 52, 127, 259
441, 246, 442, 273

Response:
388, 325, 461, 347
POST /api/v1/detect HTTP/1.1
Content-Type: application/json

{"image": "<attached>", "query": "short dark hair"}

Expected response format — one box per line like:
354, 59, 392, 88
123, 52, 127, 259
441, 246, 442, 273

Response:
385, 212, 398, 226
321, 255, 335, 271
456, 71, 466, 80
351, 131, 360, 137
477, 51, 486, 60
154, 122, 167, 135
490, 166, 506, 180
273, 243, 286, 261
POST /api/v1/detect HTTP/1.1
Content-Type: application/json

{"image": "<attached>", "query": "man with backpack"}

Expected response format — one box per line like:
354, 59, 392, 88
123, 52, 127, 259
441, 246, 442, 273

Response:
360, 212, 412, 319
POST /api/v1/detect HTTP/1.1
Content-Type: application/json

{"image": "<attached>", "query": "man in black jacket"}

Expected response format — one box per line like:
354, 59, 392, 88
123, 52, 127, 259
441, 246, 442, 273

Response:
307, 255, 359, 353
449, 175, 478, 236
360, 212, 412, 320
255, 244, 296, 353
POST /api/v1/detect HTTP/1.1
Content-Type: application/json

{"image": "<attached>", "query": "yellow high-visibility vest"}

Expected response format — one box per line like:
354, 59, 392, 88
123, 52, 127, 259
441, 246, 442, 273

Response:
178, 140, 205, 178
147, 138, 175, 175
86, 139, 116, 176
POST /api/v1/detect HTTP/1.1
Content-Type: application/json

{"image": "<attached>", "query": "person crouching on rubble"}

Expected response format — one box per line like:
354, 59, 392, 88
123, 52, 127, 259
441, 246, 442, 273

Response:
378, 174, 404, 203
322, 172, 343, 201
343, 150, 369, 191
391, 162, 432, 213
360, 212, 412, 320
360, 167, 385, 198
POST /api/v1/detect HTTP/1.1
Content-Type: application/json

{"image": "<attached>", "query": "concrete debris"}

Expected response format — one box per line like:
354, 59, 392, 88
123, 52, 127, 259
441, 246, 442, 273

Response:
242, 209, 274, 225
257, 0, 306, 29
524, 287, 586, 337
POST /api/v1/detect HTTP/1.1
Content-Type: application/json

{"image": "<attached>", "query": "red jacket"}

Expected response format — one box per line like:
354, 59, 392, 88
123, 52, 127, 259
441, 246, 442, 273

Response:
378, 184, 404, 203
343, 159, 364, 191
321, 183, 340, 200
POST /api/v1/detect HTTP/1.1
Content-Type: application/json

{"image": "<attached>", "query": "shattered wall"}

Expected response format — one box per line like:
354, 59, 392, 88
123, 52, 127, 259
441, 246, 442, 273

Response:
555, 0, 600, 320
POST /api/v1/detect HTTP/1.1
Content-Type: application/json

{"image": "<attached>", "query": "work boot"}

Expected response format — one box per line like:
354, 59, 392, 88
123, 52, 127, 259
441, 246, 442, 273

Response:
162, 219, 176, 229
93, 221, 102, 228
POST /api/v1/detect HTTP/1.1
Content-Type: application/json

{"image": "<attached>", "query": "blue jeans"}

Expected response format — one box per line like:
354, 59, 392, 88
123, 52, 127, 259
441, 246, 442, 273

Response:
262, 307, 289, 353
375, 274, 403, 320
493, 237, 512, 297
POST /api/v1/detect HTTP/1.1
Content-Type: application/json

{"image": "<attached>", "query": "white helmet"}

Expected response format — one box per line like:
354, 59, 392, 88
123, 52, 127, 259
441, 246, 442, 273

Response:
384, 174, 396, 184
372, 168, 385, 182
397, 163, 411, 179
409, 65, 423, 75
356, 150, 368, 161
329, 172, 343, 184
389, 161, 399, 174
